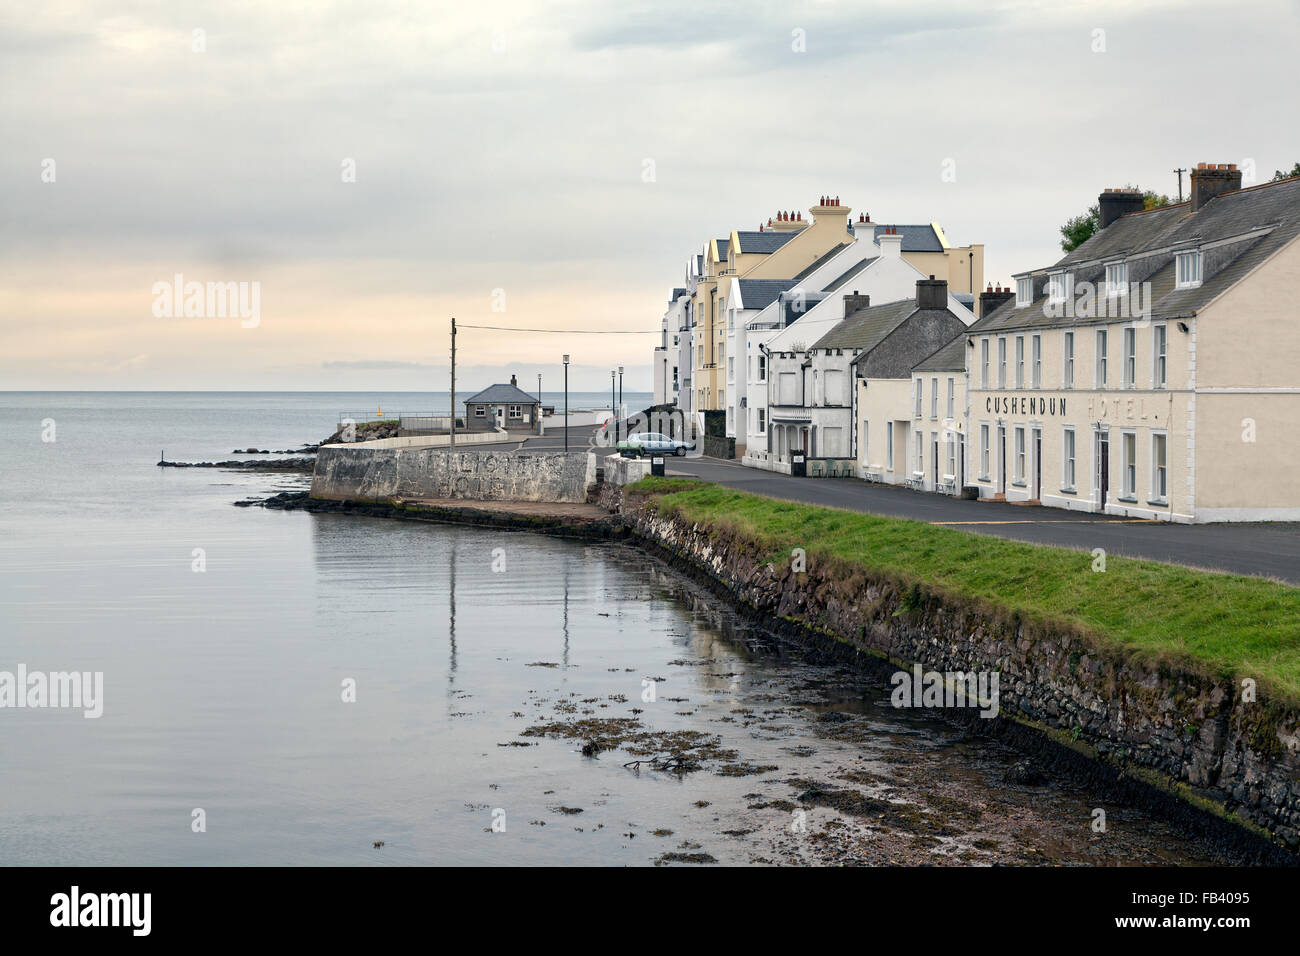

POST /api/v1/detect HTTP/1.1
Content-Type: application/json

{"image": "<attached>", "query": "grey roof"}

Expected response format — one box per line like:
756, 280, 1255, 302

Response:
463, 383, 540, 405
823, 256, 877, 292
734, 230, 799, 254
715, 239, 730, 261
974, 176, 1300, 333
670, 287, 686, 302
812, 299, 917, 351
913, 334, 968, 373
792, 242, 850, 280
872, 224, 945, 253
737, 278, 799, 311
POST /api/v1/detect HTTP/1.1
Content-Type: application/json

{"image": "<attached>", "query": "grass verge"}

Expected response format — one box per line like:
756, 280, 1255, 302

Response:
625, 478, 1300, 702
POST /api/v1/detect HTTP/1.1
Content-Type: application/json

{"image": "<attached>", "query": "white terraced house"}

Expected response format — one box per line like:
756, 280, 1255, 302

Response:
745, 227, 978, 472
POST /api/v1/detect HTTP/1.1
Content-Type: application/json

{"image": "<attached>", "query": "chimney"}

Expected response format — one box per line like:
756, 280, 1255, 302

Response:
1098, 187, 1145, 230
916, 275, 948, 310
841, 290, 870, 314
1191, 162, 1243, 212
979, 282, 1015, 318
877, 227, 902, 258
510, 374, 517, 386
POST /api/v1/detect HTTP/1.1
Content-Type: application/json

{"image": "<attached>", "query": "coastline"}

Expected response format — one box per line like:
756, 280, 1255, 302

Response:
248, 486, 1300, 864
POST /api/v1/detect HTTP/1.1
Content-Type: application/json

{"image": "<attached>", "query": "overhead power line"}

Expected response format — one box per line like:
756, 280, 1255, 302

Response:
455, 324, 658, 334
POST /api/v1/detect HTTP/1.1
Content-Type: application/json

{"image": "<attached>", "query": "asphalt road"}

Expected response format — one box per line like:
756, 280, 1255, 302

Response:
512, 425, 1300, 585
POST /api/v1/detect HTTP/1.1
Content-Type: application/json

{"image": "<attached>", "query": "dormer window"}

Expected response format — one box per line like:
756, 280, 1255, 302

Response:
1016, 277, 1032, 306
1176, 251, 1203, 289
1105, 262, 1128, 296
1047, 272, 1071, 303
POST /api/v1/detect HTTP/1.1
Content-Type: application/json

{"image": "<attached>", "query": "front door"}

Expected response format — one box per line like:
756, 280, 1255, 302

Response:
1032, 428, 1042, 501
997, 426, 1007, 496
1096, 432, 1110, 510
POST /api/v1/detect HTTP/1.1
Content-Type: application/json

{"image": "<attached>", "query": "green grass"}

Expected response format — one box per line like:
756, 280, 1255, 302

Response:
625, 478, 1300, 702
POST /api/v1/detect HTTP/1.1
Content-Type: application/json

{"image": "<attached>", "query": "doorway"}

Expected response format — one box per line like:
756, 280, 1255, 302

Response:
997, 425, 1007, 496
1032, 427, 1042, 502
1096, 431, 1110, 511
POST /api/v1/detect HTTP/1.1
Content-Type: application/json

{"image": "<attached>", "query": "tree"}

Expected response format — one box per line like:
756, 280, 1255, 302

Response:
1272, 162, 1300, 182
1060, 190, 1173, 252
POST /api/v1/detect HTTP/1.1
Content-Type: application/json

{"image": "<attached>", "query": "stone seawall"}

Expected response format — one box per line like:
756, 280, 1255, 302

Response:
621, 504, 1300, 859
311, 447, 596, 503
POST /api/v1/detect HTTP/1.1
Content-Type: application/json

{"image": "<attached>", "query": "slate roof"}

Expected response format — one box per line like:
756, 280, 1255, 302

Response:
737, 278, 799, 311
870, 224, 945, 253
462, 383, 540, 405
811, 299, 917, 351
913, 334, 968, 373
792, 242, 850, 280
733, 230, 799, 255
974, 176, 1300, 334
822, 257, 878, 292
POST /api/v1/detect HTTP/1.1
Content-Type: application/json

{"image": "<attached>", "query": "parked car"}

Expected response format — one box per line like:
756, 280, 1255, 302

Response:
616, 432, 693, 458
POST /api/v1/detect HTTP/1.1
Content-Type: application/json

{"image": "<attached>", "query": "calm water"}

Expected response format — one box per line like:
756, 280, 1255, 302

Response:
0, 393, 1227, 866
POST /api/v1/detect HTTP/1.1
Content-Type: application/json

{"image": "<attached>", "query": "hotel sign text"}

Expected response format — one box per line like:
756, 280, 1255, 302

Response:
985, 395, 1067, 416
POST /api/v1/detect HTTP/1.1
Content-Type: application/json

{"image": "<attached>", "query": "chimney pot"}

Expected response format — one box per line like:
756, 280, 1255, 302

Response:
1191, 162, 1243, 211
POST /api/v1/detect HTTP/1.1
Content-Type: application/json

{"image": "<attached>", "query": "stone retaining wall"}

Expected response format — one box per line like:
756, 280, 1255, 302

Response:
622, 504, 1300, 856
311, 448, 596, 503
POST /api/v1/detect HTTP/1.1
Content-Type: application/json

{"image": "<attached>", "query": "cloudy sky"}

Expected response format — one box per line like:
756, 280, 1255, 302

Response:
4, 0, 1297, 391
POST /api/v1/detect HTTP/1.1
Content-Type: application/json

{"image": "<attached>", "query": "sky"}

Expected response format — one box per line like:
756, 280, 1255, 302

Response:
3, 0, 1298, 392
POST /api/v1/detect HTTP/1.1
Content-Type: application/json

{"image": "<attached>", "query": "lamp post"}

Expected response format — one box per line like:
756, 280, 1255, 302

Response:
563, 354, 570, 453
610, 369, 616, 442
618, 364, 624, 421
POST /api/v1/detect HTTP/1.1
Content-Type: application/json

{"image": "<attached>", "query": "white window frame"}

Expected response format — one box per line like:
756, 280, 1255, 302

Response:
1062, 426, 1076, 492
1095, 328, 1108, 387
979, 423, 990, 480
1150, 431, 1167, 502
1152, 324, 1167, 389
946, 377, 955, 420
914, 379, 923, 418
1063, 332, 1074, 389
1121, 430, 1137, 499
887, 424, 894, 472
1047, 272, 1071, 303
508, 404, 522, 419
1175, 250, 1203, 289
1123, 326, 1137, 388
1105, 262, 1128, 297
1014, 336, 1025, 388
1031, 335, 1042, 388
758, 354, 766, 381
1015, 277, 1032, 307
997, 337, 1007, 388
980, 338, 990, 388
945, 434, 956, 479
474, 405, 486, 417
757, 407, 766, 434
930, 377, 939, 419
1013, 426, 1026, 484
861, 419, 868, 463
914, 429, 924, 475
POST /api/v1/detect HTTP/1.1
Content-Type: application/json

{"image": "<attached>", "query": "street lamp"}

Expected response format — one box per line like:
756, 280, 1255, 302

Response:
610, 369, 616, 440
563, 354, 570, 453
618, 365, 624, 422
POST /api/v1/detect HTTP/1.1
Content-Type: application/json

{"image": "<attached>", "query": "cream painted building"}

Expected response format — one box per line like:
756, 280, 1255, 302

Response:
967, 165, 1300, 522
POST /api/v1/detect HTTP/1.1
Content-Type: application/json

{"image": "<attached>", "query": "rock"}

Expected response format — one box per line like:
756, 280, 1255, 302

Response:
1004, 759, 1047, 787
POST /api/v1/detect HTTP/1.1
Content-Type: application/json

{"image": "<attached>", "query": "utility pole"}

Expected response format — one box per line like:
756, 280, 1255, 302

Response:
563, 354, 570, 453
449, 316, 456, 451
1173, 167, 1186, 203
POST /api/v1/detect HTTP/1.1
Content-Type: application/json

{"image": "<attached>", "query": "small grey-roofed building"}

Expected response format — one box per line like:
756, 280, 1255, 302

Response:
462, 375, 542, 434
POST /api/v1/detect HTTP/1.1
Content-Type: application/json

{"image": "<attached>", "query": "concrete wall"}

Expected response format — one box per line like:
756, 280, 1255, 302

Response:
311, 447, 597, 503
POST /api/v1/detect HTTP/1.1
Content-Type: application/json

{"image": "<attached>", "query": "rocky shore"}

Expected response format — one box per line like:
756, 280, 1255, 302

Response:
242, 478, 1298, 864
